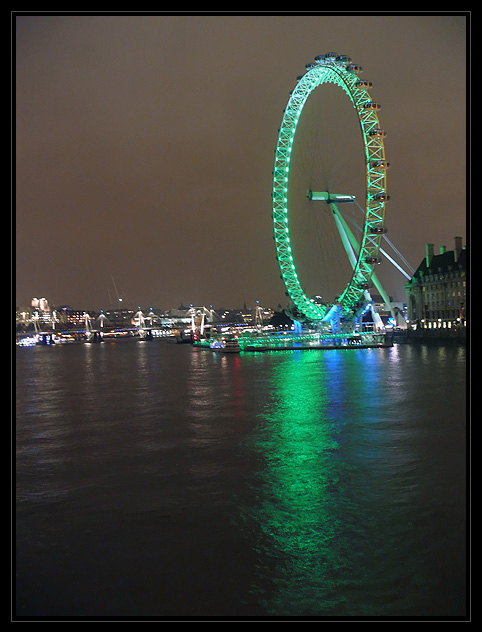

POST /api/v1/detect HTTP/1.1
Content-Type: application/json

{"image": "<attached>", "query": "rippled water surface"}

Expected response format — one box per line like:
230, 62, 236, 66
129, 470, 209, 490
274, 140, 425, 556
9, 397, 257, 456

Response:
16, 341, 467, 618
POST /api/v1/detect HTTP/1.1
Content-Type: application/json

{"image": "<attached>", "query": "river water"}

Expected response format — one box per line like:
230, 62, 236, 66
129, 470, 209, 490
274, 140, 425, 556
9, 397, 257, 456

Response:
15, 340, 467, 619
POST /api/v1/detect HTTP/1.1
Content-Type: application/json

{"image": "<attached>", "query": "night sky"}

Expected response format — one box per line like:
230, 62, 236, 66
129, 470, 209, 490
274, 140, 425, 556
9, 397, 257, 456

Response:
15, 13, 467, 311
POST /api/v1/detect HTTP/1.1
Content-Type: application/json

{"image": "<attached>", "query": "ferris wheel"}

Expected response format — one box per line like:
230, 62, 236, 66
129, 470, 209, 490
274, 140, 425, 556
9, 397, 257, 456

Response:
272, 53, 389, 326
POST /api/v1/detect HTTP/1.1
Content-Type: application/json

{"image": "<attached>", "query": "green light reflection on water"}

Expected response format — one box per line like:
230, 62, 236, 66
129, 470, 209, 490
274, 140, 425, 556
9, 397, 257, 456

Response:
243, 351, 356, 616
237, 346, 465, 617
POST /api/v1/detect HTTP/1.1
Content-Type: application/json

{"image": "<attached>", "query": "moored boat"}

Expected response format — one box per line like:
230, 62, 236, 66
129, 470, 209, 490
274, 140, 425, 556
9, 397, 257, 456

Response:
209, 337, 241, 353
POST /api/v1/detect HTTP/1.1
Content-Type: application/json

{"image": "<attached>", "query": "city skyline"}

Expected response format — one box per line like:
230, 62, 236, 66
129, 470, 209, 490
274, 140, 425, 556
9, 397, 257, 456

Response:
16, 13, 467, 311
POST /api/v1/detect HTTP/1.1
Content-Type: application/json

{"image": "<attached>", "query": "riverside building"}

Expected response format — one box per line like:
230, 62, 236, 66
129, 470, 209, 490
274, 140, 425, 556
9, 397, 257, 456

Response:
405, 236, 467, 330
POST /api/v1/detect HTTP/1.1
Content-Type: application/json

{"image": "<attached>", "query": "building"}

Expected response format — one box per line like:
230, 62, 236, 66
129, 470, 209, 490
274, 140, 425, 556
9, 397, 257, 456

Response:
103, 308, 136, 328
56, 307, 97, 328
31, 297, 49, 311
405, 236, 467, 330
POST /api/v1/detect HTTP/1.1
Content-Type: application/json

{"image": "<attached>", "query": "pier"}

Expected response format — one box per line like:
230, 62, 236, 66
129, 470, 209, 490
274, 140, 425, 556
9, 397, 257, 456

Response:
193, 330, 392, 352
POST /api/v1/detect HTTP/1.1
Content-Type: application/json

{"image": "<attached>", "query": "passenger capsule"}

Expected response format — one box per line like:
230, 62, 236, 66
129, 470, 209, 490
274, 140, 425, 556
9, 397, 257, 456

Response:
347, 63, 363, 73
369, 129, 387, 138
364, 102, 381, 110
324, 52, 338, 60
357, 80, 373, 89
371, 160, 390, 169
369, 226, 388, 234
336, 54, 351, 63
373, 193, 390, 202
365, 256, 381, 264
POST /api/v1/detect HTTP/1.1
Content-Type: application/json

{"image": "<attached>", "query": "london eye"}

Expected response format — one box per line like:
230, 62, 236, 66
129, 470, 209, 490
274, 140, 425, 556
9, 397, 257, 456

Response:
272, 53, 389, 330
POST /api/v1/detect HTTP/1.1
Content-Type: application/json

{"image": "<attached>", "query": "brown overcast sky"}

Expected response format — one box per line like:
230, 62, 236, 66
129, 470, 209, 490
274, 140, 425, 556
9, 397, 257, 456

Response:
15, 13, 467, 310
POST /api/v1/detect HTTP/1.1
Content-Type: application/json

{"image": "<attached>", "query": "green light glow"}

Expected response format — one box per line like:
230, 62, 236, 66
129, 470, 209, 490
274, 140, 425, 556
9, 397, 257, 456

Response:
272, 55, 388, 322
243, 353, 343, 614
194, 330, 387, 351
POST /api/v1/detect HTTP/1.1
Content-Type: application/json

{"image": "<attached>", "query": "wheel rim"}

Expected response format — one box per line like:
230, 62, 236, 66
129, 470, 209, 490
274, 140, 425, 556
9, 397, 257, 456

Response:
272, 54, 388, 322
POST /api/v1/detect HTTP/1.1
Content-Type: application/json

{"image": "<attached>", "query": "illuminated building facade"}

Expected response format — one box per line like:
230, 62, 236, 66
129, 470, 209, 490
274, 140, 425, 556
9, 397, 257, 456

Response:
405, 237, 467, 329
31, 297, 49, 311
56, 308, 96, 328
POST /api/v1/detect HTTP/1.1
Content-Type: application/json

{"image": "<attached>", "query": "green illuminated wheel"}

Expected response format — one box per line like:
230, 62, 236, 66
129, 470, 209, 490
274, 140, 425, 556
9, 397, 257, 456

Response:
272, 53, 389, 322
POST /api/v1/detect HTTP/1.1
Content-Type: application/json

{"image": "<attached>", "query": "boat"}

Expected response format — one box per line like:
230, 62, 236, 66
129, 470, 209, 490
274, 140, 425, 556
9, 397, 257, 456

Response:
209, 337, 241, 353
